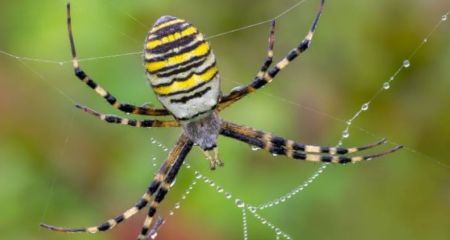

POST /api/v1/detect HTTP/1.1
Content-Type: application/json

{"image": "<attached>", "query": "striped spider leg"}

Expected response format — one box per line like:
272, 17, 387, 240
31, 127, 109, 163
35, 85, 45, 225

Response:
220, 121, 403, 163
41, 134, 194, 238
256, 19, 276, 80
75, 104, 180, 128
218, 0, 324, 111
136, 138, 193, 239
66, 3, 170, 116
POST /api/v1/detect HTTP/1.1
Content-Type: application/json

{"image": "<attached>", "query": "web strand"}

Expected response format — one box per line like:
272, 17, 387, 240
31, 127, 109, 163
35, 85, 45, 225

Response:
39, 110, 77, 228
0, 0, 311, 65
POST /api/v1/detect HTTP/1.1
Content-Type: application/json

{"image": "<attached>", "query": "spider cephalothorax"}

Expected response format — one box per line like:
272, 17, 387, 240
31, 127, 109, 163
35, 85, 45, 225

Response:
42, 1, 402, 239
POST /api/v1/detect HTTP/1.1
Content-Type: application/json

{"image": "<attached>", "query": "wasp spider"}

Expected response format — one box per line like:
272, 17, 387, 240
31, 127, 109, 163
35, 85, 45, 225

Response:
42, 1, 402, 239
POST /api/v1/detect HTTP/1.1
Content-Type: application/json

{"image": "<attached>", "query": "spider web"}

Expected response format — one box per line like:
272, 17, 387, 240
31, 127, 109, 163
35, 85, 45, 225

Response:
0, 0, 449, 239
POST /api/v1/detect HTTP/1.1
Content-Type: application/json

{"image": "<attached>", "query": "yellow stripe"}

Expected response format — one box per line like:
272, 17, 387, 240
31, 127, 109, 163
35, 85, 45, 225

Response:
153, 66, 217, 95
150, 19, 184, 33
146, 42, 209, 72
147, 26, 198, 49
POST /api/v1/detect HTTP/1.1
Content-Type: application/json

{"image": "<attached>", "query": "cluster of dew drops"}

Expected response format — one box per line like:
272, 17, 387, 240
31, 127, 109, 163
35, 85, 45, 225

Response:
340, 58, 411, 142
147, 134, 294, 240
339, 10, 450, 142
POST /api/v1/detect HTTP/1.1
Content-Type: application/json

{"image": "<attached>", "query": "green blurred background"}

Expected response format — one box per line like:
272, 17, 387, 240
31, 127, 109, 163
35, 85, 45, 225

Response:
0, 0, 449, 239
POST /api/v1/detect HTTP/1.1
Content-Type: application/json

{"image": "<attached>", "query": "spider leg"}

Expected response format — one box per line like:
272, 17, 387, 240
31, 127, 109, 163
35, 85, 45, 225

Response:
218, 20, 276, 111
257, 19, 276, 79
220, 121, 402, 163
218, 0, 324, 111
66, 2, 170, 116
75, 104, 180, 128
221, 121, 387, 155
148, 217, 165, 239
137, 139, 194, 240
40, 134, 192, 234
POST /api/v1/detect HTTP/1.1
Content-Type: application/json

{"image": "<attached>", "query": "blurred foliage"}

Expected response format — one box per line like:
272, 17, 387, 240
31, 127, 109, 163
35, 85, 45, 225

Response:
0, 0, 449, 239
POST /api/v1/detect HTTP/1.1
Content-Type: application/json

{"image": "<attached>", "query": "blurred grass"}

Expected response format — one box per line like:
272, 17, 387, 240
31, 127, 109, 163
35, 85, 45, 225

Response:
0, 0, 449, 239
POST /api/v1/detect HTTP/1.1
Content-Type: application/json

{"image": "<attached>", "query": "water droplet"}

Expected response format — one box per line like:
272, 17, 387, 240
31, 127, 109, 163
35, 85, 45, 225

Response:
204, 179, 211, 184
423, 38, 428, 43
403, 59, 410, 68
169, 211, 174, 215
383, 82, 390, 90
224, 192, 232, 199
216, 186, 224, 193
209, 181, 216, 187
389, 76, 395, 81
251, 146, 260, 151
272, 153, 278, 157
442, 14, 448, 21
235, 199, 245, 208
170, 179, 176, 187
248, 206, 256, 213
342, 130, 350, 138
174, 202, 180, 209
361, 103, 369, 111
151, 139, 157, 144
275, 228, 282, 235
152, 163, 157, 167
163, 148, 169, 152
346, 120, 352, 125
280, 197, 286, 202
185, 164, 191, 169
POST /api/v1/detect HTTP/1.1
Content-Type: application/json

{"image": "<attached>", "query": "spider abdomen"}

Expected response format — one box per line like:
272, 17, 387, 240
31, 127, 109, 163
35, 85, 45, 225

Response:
145, 16, 220, 121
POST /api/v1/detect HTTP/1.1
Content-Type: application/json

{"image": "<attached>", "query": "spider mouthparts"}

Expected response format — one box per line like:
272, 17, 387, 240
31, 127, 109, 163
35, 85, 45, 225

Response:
203, 147, 224, 170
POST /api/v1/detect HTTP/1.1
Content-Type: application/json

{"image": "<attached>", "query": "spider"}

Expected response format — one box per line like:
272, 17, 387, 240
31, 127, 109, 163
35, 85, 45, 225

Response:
41, 1, 402, 239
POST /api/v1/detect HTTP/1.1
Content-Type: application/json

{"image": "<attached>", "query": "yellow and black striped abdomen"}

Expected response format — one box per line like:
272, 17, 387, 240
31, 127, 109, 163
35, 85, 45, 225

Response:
145, 16, 220, 121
